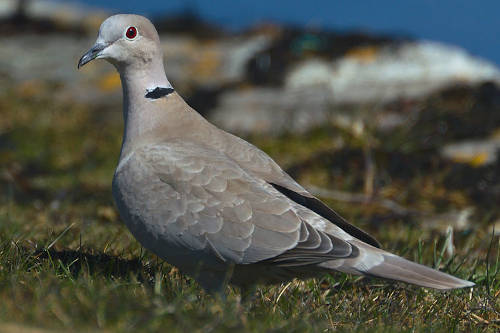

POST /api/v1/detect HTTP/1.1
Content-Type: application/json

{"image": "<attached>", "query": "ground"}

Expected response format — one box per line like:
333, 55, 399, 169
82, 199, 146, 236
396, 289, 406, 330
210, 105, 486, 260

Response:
0, 83, 499, 332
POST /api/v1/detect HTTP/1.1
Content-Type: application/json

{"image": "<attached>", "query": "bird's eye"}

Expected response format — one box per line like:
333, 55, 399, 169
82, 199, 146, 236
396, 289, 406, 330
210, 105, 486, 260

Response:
125, 26, 138, 39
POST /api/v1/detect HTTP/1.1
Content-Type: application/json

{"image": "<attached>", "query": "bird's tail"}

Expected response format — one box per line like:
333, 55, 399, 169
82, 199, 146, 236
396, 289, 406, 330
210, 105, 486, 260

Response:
322, 241, 474, 290
363, 253, 474, 290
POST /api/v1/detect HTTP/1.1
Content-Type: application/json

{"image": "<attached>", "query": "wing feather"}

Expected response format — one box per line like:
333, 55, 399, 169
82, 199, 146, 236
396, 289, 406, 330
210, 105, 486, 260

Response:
133, 141, 354, 266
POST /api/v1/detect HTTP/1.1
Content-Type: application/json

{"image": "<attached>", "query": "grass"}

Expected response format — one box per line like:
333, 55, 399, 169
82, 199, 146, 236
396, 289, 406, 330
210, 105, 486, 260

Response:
0, 84, 499, 332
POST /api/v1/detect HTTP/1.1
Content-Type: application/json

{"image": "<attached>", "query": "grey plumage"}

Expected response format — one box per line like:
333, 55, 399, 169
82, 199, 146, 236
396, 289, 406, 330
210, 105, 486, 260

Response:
79, 14, 474, 293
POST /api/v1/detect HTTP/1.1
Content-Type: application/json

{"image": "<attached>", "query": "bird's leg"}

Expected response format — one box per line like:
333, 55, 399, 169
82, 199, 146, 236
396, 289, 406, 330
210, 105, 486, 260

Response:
239, 284, 258, 305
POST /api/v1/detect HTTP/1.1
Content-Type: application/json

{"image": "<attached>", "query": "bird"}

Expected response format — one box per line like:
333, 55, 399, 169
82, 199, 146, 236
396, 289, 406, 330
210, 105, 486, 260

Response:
78, 14, 474, 294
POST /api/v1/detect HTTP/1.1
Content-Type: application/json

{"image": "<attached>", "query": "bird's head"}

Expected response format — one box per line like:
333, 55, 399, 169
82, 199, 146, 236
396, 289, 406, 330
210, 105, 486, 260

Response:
78, 14, 162, 70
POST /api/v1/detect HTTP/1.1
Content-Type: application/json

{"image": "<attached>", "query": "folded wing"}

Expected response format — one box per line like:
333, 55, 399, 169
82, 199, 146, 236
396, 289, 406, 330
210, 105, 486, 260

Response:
136, 141, 354, 265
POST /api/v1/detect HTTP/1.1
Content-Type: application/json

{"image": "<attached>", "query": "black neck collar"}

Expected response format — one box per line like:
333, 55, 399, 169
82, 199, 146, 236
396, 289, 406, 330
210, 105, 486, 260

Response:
145, 87, 175, 99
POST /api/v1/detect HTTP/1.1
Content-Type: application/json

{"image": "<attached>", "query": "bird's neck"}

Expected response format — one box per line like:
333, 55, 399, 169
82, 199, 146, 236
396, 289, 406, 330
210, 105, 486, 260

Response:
119, 59, 172, 94
118, 59, 174, 156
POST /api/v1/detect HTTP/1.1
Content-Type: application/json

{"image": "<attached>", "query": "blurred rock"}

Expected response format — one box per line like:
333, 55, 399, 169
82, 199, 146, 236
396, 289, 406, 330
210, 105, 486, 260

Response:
441, 136, 500, 167
421, 207, 475, 232
210, 85, 333, 134
212, 41, 500, 135
0, 34, 120, 105
1, 34, 94, 82
0, 0, 18, 17
287, 42, 500, 104
245, 27, 396, 86
0, 33, 271, 105
0, 0, 108, 34
161, 34, 272, 90
492, 220, 500, 236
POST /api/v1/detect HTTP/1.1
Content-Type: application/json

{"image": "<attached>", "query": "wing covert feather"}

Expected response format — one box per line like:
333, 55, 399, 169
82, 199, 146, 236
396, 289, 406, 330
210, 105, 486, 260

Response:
215, 130, 381, 248
130, 141, 353, 266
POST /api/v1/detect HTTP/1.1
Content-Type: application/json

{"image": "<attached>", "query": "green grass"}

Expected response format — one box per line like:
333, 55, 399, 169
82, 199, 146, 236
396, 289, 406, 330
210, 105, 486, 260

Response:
0, 85, 499, 332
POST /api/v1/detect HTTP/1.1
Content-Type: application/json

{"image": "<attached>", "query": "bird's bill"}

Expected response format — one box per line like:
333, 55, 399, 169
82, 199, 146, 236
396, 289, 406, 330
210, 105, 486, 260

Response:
78, 43, 108, 69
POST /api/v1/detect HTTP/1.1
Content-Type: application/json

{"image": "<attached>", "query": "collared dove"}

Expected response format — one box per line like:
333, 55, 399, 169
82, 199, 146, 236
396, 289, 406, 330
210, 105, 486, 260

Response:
78, 14, 474, 293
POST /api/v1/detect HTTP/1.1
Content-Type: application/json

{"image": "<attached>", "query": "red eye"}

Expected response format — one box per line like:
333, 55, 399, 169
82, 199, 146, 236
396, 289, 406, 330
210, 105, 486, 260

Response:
126, 26, 137, 39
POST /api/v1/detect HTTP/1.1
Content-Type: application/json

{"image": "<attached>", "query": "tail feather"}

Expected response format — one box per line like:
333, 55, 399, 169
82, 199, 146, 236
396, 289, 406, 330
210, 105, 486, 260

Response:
320, 240, 474, 290
364, 254, 474, 290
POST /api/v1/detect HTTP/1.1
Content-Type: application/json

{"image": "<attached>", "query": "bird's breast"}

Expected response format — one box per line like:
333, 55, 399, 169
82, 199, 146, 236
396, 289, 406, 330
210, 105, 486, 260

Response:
111, 153, 222, 274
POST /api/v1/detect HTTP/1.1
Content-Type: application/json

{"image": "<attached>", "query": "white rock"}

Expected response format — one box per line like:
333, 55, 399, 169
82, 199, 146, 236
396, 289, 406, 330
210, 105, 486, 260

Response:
441, 137, 500, 166
0, 0, 17, 18
162, 34, 271, 89
286, 59, 333, 89
286, 41, 500, 104
210, 85, 332, 134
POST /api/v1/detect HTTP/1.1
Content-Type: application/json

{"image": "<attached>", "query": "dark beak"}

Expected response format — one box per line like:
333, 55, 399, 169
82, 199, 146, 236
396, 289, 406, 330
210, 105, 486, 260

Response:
77, 43, 108, 69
